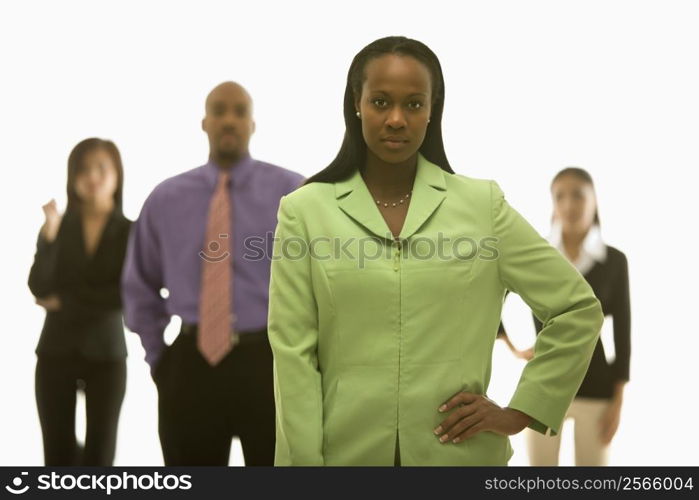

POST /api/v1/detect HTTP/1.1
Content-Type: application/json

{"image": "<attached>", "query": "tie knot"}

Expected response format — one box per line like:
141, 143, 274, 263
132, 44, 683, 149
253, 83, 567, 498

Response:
218, 170, 231, 189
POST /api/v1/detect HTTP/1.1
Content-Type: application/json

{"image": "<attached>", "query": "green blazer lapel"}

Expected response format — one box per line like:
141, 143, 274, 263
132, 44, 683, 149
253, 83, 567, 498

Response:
334, 153, 447, 241
335, 168, 393, 240
398, 153, 447, 240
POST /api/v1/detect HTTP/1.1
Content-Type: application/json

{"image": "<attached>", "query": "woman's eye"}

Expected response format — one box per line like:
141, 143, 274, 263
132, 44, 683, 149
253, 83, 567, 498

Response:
408, 101, 423, 110
372, 98, 388, 108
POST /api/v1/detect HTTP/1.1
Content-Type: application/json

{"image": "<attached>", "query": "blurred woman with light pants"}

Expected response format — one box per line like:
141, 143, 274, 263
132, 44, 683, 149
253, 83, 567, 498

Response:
498, 167, 631, 466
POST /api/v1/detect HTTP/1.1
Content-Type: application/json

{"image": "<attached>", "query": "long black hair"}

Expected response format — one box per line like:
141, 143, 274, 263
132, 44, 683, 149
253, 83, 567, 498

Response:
304, 36, 453, 185
551, 167, 601, 227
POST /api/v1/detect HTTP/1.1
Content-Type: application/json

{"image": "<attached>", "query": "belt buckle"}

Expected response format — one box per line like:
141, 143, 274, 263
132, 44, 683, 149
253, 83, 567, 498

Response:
230, 329, 241, 347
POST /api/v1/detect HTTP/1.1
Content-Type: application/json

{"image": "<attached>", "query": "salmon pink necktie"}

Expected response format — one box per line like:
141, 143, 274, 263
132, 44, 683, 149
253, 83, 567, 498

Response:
198, 169, 233, 365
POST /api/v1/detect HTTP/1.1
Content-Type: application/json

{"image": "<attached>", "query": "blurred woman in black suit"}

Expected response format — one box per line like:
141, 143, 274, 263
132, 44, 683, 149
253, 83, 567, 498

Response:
28, 138, 132, 465
498, 167, 631, 465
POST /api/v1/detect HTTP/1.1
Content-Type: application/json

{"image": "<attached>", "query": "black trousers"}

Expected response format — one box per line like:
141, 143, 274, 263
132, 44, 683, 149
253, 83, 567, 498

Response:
154, 327, 275, 466
35, 353, 126, 466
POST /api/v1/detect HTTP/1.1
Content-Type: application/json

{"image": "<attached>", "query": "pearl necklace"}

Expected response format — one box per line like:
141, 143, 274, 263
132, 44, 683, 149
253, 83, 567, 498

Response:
375, 191, 412, 208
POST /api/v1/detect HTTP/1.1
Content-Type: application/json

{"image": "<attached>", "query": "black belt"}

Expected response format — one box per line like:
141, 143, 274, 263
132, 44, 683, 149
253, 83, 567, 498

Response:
180, 323, 268, 346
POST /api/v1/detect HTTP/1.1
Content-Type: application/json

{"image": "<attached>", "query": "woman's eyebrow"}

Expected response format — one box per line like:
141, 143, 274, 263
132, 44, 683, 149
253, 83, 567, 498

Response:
367, 89, 428, 97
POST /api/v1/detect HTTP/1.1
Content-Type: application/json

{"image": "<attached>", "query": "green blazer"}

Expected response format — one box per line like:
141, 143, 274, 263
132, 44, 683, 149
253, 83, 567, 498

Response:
267, 153, 604, 466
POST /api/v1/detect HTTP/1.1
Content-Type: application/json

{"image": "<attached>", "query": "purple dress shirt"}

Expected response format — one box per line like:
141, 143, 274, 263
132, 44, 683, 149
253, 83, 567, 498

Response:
121, 154, 304, 370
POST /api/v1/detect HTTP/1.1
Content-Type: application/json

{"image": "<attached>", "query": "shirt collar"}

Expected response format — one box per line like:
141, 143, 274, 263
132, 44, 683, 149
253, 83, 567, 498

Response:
548, 220, 607, 274
203, 152, 255, 189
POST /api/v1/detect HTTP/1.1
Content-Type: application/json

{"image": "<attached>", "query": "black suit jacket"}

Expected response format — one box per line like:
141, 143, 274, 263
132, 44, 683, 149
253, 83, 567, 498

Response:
498, 245, 631, 399
28, 208, 132, 360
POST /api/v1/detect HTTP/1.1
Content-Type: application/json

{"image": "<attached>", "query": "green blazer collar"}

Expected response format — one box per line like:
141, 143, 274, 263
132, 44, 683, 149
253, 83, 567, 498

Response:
334, 153, 447, 241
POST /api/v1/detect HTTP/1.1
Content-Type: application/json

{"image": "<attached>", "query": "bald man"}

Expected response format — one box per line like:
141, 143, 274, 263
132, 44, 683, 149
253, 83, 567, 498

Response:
122, 82, 304, 465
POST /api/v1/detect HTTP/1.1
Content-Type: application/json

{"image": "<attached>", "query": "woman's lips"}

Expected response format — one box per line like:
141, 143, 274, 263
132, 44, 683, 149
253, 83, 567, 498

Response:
381, 138, 409, 149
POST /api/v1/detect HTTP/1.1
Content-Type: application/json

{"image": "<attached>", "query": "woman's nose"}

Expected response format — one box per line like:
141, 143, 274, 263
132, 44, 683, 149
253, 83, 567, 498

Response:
385, 107, 407, 128
89, 170, 103, 184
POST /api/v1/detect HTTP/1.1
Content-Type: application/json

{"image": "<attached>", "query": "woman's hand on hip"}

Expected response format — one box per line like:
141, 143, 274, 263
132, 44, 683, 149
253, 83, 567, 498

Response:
515, 346, 535, 361
433, 391, 533, 444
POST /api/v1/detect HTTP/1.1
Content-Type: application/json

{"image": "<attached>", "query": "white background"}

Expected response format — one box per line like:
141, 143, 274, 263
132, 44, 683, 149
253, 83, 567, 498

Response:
1, 0, 697, 466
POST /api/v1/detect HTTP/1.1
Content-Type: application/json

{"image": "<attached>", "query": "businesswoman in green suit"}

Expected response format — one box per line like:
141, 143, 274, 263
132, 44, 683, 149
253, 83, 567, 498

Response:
267, 36, 604, 466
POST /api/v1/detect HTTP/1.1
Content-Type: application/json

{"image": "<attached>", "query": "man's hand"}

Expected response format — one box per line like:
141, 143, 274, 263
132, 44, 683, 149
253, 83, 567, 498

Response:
35, 294, 62, 312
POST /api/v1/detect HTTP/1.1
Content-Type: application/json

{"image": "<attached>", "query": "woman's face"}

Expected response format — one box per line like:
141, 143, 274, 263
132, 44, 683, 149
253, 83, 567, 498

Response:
356, 53, 432, 164
74, 148, 119, 206
551, 174, 597, 234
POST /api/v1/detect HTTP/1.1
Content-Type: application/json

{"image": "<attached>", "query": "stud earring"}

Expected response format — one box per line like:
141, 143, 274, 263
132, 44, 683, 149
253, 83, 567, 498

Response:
356, 111, 361, 118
